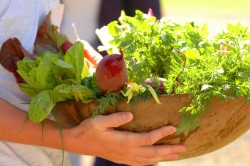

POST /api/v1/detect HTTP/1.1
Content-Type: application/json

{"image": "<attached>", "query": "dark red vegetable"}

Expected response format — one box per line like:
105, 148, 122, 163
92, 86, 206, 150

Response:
61, 41, 73, 54
0, 38, 34, 83
145, 77, 166, 94
96, 51, 128, 94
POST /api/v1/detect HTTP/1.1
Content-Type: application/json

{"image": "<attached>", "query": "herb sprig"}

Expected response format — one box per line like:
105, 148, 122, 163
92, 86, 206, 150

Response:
102, 10, 250, 134
94, 92, 125, 117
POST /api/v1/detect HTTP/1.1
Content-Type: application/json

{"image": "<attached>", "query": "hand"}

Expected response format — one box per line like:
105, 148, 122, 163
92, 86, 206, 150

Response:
63, 112, 186, 166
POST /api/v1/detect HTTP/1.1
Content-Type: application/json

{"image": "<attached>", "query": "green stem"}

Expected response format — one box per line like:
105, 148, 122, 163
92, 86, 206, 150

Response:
51, 112, 65, 166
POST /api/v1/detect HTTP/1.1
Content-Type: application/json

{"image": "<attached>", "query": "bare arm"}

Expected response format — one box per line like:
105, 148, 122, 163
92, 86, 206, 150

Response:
0, 98, 186, 165
0, 98, 64, 149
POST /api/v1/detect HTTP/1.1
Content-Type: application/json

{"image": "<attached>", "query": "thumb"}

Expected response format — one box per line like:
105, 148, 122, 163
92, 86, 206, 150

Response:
93, 112, 133, 129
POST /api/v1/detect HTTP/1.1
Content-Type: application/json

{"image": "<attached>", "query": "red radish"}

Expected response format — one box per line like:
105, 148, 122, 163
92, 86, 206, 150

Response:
145, 77, 166, 94
96, 51, 128, 94
61, 41, 73, 54
148, 8, 154, 16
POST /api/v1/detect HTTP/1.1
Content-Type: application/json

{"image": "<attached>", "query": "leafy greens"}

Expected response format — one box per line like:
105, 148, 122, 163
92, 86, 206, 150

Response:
11, 10, 250, 134
100, 10, 250, 134
17, 41, 97, 123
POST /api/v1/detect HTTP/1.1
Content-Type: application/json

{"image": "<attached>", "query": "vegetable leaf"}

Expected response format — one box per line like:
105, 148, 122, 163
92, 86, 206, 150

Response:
99, 11, 250, 134
64, 41, 84, 84
53, 84, 74, 102
28, 90, 56, 123
72, 84, 96, 103
36, 52, 57, 90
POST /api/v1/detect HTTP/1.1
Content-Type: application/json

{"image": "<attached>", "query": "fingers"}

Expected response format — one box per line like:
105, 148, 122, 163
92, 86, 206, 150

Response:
142, 145, 186, 159
132, 154, 180, 166
78, 112, 186, 165
93, 113, 178, 146
131, 145, 186, 165
128, 126, 177, 146
113, 145, 186, 166
92, 112, 133, 129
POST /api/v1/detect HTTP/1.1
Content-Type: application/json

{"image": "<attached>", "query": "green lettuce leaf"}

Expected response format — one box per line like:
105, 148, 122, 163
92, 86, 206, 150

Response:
72, 84, 96, 103
28, 90, 56, 123
53, 84, 74, 102
16, 57, 39, 90
18, 84, 39, 97
51, 58, 76, 85
64, 41, 84, 84
36, 52, 57, 90
81, 73, 103, 97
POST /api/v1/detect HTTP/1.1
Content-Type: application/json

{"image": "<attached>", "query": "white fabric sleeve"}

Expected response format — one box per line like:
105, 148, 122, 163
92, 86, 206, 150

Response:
0, 0, 62, 52
0, 1, 71, 166
0, 0, 63, 111
0, 65, 30, 111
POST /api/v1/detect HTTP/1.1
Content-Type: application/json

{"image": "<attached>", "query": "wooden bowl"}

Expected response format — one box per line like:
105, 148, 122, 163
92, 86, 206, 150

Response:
52, 94, 250, 160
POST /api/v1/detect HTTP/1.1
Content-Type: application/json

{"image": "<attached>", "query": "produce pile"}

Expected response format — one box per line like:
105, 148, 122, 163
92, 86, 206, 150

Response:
1, 10, 250, 134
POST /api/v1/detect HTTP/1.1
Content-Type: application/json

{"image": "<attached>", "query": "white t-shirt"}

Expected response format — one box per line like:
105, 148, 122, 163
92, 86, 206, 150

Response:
0, 0, 70, 165
60, 0, 100, 43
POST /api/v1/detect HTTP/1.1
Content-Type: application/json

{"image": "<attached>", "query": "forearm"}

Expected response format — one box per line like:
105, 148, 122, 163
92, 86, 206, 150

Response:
0, 98, 65, 150
0, 98, 187, 165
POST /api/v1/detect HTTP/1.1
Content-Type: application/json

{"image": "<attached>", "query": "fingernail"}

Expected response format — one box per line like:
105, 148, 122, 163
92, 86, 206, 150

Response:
169, 126, 177, 133
122, 112, 133, 121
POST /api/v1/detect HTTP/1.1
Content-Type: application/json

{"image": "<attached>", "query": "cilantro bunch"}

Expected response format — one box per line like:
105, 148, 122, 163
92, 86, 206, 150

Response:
102, 10, 250, 133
